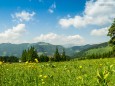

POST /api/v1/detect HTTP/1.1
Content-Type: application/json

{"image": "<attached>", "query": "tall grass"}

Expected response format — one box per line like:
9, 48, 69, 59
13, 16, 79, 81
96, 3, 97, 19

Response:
0, 58, 115, 86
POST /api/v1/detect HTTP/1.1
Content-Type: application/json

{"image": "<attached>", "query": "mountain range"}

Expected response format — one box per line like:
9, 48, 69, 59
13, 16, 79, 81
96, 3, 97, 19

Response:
0, 42, 108, 57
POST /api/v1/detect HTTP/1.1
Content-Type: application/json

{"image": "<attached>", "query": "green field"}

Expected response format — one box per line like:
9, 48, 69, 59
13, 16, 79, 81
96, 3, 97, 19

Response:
0, 58, 115, 86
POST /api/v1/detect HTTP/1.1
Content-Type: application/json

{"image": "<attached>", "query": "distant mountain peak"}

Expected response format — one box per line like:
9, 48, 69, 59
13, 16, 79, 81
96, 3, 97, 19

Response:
37, 42, 51, 45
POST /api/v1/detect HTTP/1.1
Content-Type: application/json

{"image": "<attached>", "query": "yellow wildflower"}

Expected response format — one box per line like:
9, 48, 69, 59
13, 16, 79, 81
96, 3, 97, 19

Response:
44, 75, 47, 78
41, 79, 44, 81
79, 66, 82, 69
100, 64, 102, 66
25, 61, 28, 64
39, 75, 42, 77
0, 61, 3, 65
77, 76, 82, 80
42, 82, 45, 84
35, 58, 39, 63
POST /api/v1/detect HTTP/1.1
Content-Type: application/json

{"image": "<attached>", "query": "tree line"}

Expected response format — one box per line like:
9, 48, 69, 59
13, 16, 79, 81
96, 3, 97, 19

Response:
85, 51, 113, 59
75, 50, 114, 60
0, 56, 19, 62
0, 47, 69, 63
21, 46, 69, 62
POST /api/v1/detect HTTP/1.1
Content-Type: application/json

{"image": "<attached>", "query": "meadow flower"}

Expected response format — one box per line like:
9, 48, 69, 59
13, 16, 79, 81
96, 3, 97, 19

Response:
79, 66, 82, 69
44, 75, 47, 78
35, 58, 39, 63
77, 76, 82, 80
99, 64, 102, 66
25, 61, 28, 64
41, 79, 44, 81
42, 82, 45, 84
39, 75, 42, 77
0, 61, 3, 65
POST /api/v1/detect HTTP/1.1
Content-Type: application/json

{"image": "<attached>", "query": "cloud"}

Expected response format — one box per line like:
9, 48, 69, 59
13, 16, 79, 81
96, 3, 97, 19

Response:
0, 24, 26, 43
59, 18, 74, 28
12, 11, 35, 22
48, 9, 54, 14
48, 2, 56, 13
59, 0, 115, 28
91, 27, 109, 36
33, 33, 85, 45
67, 14, 71, 18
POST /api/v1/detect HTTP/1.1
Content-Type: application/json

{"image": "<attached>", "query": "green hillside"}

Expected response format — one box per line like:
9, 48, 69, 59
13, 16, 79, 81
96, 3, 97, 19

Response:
74, 42, 109, 58
85, 46, 113, 56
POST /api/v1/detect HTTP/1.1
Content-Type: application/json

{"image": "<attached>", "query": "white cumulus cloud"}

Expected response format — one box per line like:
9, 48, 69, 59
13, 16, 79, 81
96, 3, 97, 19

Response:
0, 24, 26, 43
59, 0, 115, 28
12, 11, 35, 22
33, 33, 85, 45
91, 27, 109, 36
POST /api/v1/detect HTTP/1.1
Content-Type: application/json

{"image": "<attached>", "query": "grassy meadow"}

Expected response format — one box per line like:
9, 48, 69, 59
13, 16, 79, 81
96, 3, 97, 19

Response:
0, 58, 115, 86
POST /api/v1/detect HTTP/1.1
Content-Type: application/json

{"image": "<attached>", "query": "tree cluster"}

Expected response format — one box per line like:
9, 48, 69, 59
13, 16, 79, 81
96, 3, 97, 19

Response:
85, 51, 113, 59
53, 48, 67, 62
21, 46, 68, 62
21, 46, 49, 62
21, 47, 38, 62
0, 56, 19, 62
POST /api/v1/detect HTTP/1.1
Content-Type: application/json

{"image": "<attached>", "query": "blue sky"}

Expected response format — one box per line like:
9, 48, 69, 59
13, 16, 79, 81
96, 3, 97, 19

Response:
0, 0, 115, 45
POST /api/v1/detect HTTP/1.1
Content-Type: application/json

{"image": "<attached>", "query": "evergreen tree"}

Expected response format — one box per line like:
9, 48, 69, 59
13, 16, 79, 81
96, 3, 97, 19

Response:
39, 54, 49, 62
61, 49, 66, 61
21, 46, 38, 62
0, 56, 19, 62
54, 47, 60, 62
31, 47, 38, 61
108, 18, 115, 51
28, 47, 38, 62
21, 50, 27, 62
27, 48, 32, 61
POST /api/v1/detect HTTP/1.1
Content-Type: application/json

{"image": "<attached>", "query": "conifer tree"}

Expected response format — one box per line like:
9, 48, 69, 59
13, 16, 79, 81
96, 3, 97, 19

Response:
54, 47, 60, 62
28, 47, 38, 62
21, 46, 38, 62
21, 50, 27, 62
61, 49, 66, 61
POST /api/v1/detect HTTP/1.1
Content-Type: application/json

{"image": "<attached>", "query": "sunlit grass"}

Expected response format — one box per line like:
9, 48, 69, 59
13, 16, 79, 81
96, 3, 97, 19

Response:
0, 58, 115, 86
